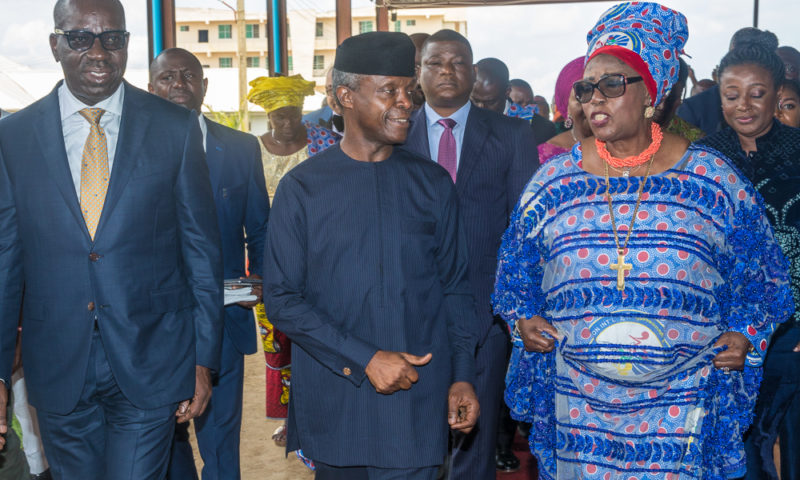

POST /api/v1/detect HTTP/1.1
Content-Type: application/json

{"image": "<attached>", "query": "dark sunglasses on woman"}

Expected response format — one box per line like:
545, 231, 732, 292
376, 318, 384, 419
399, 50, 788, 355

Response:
573, 74, 644, 104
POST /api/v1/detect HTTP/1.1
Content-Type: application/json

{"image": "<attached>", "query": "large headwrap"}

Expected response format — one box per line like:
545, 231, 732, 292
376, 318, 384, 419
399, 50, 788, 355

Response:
586, 2, 688, 106
247, 74, 316, 114
554, 57, 585, 120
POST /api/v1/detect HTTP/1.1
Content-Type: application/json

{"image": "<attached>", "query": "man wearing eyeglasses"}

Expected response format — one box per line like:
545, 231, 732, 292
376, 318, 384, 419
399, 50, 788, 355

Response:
0, 0, 223, 478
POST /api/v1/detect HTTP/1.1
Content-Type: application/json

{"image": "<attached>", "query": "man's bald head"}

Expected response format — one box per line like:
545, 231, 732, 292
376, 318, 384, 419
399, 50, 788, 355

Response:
471, 58, 510, 113
150, 48, 204, 80
149, 48, 207, 112
54, 0, 125, 29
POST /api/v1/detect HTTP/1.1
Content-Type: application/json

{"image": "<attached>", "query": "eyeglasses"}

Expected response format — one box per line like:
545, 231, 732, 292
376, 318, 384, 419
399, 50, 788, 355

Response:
53, 29, 129, 52
573, 74, 643, 104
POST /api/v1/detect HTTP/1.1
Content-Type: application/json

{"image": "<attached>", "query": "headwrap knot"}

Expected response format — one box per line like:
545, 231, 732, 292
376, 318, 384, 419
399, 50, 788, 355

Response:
247, 74, 316, 114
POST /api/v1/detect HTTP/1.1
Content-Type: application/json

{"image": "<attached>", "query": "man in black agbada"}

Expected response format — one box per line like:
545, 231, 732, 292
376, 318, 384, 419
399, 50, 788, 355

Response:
263, 31, 480, 480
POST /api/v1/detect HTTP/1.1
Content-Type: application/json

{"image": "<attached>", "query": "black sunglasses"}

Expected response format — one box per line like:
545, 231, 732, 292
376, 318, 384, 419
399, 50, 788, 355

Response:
54, 29, 129, 52
573, 74, 643, 104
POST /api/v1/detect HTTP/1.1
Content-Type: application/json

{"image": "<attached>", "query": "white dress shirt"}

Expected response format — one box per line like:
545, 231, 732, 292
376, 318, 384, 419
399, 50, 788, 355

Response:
59, 82, 124, 198
424, 101, 471, 167
197, 114, 208, 152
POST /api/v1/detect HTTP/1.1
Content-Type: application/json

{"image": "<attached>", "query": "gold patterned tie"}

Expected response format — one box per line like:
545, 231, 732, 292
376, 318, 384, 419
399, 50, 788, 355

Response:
78, 108, 109, 240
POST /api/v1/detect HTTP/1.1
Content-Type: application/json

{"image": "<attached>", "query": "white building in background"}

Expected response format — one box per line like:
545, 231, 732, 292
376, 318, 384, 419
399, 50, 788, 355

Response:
175, 6, 468, 89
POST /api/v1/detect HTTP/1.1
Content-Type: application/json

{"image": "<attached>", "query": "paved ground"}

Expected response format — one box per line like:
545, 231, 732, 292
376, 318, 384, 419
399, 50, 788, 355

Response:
189, 318, 314, 479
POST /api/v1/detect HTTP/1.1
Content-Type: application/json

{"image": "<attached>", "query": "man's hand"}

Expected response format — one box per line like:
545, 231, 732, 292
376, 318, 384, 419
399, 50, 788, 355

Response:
175, 365, 213, 423
517, 316, 560, 353
713, 332, 753, 371
448, 381, 479, 434
237, 274, 262, 308
794, 341, 800, 353
365, 350, 432, 394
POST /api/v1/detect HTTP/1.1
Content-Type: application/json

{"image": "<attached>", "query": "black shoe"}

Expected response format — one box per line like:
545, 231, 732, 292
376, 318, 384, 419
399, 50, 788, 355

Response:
495, 446, 520, 473
31, 470, 53, 480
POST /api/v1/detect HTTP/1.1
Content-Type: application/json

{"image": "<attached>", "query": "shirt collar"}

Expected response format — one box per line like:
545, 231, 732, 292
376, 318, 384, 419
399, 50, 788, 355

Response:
197, 113, 208, 152
424, 101, 471, 129
59, 81, 125, 121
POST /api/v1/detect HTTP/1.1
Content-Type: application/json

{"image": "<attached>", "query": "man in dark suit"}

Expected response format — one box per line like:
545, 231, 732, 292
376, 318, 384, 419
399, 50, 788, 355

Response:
149, 48, 270, 480
405, 29, 538, 480
0, 1, 223, 478
264, 31, 479, 480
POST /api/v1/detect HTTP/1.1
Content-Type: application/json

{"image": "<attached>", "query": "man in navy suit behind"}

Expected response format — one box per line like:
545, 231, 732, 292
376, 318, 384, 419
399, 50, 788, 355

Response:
0, 1, 223, 478
149, 48, 270, 480
405, 29, 539, 479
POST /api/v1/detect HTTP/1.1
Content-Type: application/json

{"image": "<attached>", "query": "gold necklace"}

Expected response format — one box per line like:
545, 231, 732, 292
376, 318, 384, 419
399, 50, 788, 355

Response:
607, 162, 644, 177
605, 153, 657, 291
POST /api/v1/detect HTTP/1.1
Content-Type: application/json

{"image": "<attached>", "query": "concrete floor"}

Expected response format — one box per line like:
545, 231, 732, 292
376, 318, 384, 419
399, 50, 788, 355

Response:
189, 320, 314, 479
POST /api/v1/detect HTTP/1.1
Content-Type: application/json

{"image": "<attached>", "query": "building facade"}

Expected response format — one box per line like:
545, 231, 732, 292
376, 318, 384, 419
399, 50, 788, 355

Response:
175, 6, 467, 90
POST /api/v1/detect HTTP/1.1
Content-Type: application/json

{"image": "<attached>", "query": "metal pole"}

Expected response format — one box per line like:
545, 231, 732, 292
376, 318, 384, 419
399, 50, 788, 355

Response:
336, 0, 352, 45
753, 0, 759, 28
237, 0, 249, 131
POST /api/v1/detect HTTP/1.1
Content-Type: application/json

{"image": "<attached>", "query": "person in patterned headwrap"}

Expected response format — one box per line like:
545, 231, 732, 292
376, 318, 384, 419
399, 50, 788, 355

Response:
494, 3, 793, 479
247, 74, 338, 447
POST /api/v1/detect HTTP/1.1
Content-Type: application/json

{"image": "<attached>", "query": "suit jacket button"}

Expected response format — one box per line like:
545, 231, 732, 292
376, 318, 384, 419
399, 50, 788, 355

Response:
87, 302, 95, 311
343, 367, 352, 376
89, 253, 101, 262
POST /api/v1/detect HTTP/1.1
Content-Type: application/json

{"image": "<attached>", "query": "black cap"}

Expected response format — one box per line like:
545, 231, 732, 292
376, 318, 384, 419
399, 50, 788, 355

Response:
334, 32, 416, 77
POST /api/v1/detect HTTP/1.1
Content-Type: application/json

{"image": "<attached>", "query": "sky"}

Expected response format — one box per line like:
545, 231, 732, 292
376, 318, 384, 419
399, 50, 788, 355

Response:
1, 0, 799, 104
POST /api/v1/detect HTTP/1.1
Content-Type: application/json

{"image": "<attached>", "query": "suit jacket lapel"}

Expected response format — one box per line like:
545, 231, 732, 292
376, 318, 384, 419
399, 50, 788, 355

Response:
95, 82, 150, 239
204, 120, 225, 196
407, 109, 430, 158
456, 107, 488, 194
33, 85, 87, 234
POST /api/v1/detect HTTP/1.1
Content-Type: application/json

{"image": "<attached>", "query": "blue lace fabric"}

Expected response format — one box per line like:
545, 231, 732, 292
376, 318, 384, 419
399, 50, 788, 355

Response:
493, 144, 793, 479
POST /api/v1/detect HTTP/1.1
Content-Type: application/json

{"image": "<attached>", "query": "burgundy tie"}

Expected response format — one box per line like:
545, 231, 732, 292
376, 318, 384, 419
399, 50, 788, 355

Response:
437, 118, 457, 182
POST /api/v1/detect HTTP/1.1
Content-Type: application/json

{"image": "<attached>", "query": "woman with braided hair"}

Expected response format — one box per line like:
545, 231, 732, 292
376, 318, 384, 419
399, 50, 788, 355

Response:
696, 40, 800, 480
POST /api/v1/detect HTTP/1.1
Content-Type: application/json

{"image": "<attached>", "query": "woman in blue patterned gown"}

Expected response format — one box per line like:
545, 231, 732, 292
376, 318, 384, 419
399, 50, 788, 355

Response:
493, 3, 793, 479
695, 40, 800, 480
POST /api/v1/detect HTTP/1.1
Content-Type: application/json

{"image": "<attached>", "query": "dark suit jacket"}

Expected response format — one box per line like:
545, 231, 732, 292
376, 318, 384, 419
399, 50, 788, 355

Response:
531, 114, 558, 146
0, 82, 224, 414
205, 120, 269, 355
676, 85, 724, 135
405, 104, 539, 342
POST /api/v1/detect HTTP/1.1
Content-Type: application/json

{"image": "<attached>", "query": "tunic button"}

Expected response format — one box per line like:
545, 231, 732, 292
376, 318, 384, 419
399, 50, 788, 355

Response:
343, 367, 352, 376
89, 253, 101, 262
87, 302, 95, 311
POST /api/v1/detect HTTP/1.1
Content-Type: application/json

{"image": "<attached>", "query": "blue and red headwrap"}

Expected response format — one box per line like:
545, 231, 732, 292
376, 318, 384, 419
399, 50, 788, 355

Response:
586, 2, 688, 106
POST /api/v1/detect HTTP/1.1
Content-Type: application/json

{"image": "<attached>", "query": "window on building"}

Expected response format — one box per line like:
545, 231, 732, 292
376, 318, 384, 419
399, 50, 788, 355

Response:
179, 25, 189, 32
394, 20, 401, 32
315, 22, 323, 37
358, 21, 373, 34
245, 24, 259, 38
288, 56, 293, 72
198, 29, 208, 43
246, 57, 260, 68
313, 55, 325, 71
406, 19, 416, 26
218, 24, 232, 39
219, 57, 233, 68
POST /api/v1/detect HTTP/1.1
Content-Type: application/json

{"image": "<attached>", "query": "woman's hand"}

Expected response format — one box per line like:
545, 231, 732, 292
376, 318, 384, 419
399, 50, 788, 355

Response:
712, 332, 753, 372
516, 316, 560, 353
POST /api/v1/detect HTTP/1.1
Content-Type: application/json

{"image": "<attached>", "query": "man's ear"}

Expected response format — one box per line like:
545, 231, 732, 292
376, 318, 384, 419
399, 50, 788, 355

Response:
337, 85, 354, 110
147, 83, 154, 93
49, 34, 60, 63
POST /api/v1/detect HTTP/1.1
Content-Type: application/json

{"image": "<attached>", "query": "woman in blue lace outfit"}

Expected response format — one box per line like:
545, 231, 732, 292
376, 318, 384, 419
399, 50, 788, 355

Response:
493, 4, 793, 479
695, 40, 800, 480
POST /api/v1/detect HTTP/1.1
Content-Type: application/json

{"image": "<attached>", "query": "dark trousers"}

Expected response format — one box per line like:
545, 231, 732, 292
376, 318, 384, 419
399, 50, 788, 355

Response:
449, 324, 509, 480
744, 378, 800, 480
37, 330, 177, 480
315, 462, 439, 480
0, 388, 31, 479
168, 329, 245, 480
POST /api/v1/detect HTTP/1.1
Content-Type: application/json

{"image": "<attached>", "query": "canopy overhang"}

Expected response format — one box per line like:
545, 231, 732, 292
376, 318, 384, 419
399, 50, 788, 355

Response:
378, 0, 612, 7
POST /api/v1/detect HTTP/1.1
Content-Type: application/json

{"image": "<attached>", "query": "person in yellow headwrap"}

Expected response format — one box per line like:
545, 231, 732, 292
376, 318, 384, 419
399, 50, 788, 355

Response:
248, 75, 337, 448
248, 74, 338, 199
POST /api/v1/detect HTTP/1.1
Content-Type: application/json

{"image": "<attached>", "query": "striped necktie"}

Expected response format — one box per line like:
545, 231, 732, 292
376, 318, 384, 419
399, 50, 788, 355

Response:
437, 118, 457, 182
78, 108, 109, 240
